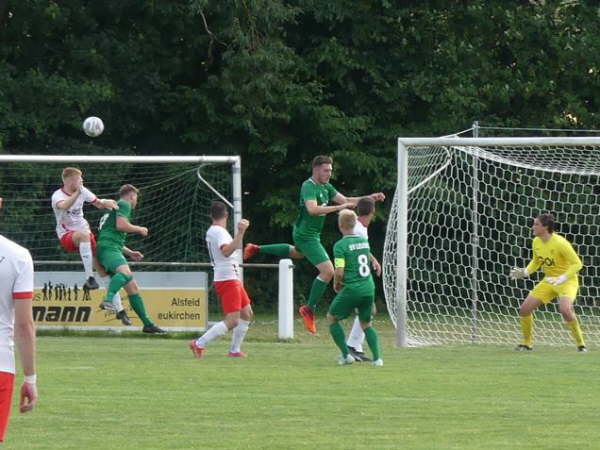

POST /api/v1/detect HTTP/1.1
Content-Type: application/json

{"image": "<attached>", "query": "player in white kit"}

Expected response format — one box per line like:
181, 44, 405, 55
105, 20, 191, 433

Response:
189, 201, 253, 359
346, 197, 382, 362
51, 167, 119, 291
0, 197, 37, 442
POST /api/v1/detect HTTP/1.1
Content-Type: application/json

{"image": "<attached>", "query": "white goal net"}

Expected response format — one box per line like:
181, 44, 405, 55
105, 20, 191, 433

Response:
384, 137, 600, 346
0, 155, 241, 269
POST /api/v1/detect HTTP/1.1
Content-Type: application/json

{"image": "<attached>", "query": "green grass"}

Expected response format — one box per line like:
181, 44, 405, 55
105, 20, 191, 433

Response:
6, 317, 599, 449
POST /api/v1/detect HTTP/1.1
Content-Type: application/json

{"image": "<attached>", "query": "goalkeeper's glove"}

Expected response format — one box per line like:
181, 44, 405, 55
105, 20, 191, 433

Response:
509, 267, 529, 280
546, 274, 568, 286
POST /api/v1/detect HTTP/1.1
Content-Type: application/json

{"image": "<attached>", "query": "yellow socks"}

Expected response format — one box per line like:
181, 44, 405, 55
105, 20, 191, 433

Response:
520, 314, 533, 347
565, 318, 585, 347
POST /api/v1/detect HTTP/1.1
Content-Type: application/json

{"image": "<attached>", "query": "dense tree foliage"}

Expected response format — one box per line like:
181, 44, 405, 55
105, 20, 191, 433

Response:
2, 0, 600, 307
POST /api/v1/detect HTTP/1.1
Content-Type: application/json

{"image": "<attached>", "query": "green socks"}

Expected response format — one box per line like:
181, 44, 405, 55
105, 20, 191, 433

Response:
105, 273, 132, 302
307, 277, 329, 311
128, 293, 153, 327
259, 244, 292, 257
364, 326, 381, 360
329, 322, 349, 357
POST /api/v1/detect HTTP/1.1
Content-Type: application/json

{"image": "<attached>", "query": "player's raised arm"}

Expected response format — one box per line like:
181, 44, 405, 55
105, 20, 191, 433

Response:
92, 198, 119, 210
305, 199, 353, 216
221, 219, 249, 257
331, 192, 386, 208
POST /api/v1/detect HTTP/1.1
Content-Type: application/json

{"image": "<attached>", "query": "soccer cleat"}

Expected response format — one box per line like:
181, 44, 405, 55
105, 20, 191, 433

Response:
99, 301, 118, 312
116, 310, 132, 326
372, 359, 384, 367
577, 346, 588, 353
299, 305, 317, 334
243, 243, 260, 261
228, 351, 248, 358
338, 354, 355, 365
515, 344, 533, 352
348, 346, 371, 362
189, 340, 205, 358
83, 276, 100, 290
143, 324, 167, 334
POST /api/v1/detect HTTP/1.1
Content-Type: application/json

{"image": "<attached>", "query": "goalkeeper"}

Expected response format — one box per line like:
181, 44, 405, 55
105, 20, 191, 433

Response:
510, 214, 585, 352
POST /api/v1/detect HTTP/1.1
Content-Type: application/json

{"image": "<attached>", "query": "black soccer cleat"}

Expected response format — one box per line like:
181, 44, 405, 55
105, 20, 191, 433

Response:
116, 310, 132, 326
515, 344, 533, 352
348, 346, 372, 362
142, 324, 167, 334
577, 346, 588, 353
84, 276, 100, 290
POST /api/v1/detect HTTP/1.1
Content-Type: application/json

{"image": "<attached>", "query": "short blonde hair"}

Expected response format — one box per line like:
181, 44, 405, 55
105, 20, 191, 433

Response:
62, 167, 82, 180
338, 209, 357, 230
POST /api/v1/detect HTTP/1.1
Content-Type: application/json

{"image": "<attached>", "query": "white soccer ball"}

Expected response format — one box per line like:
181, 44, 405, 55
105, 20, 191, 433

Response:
82, 116, 104, 137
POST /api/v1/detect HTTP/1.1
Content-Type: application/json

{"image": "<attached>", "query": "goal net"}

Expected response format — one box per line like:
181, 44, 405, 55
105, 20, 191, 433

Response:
0, 155, 241, 269
384, 137, 600, 346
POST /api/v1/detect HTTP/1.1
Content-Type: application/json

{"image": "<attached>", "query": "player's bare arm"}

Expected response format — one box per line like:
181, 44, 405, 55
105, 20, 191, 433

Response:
370, 254, 382, 277
333, 267, 344, 293
123, 246, 144, 261
221, 219, 249, 257
14, 298, 37, 413
332, 192, 386, 207
304, 199, 353, 216
116, 216, 148, 236
55, 187, 82, 211
92, 198, 119, 210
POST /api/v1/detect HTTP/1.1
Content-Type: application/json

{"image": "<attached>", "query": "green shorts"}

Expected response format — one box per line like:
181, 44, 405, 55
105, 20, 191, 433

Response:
328, 290, 374, 323
97, 246, 128, 275
293, 235, 330, 266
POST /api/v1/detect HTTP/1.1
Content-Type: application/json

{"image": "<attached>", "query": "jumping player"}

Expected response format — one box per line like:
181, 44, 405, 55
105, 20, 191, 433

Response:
244, 155, 384, 334
51, 167, 118, 290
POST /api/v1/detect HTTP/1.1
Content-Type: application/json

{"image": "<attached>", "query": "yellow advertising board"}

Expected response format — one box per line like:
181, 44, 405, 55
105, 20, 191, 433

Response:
33, 271, 208, 331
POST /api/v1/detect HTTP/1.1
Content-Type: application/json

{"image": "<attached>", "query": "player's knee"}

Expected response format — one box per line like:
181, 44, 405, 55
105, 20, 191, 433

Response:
360, 321, 372, 330
241, 307, 253, 321
559, 306, 574, 321
326, 313, 336, 324
319, 268, 334, 282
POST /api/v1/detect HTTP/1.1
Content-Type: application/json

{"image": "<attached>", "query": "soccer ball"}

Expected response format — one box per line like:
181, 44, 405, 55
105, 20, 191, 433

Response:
82, 116, 104, 137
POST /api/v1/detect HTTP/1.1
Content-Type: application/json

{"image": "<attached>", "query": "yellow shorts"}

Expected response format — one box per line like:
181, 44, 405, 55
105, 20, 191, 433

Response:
529, 279, 578, 304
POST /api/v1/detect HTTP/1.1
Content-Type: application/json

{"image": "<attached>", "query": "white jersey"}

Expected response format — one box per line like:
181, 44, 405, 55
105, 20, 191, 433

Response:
0, 235, 34, 374
353, 220, 369, 239
51, 186, 98, 239
206, 225, 241, 281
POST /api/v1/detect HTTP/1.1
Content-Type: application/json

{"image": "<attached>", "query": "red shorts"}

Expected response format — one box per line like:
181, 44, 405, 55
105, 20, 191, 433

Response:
60, 231, 97, 254
214, 279, 251, 314
0, 372, 14, 442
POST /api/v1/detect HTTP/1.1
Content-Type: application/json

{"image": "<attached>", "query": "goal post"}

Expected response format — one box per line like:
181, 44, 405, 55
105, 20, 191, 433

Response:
384, 137, 600, 347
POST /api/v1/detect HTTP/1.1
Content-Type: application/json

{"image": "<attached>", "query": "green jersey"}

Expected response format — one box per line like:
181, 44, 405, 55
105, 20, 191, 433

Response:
333, 235, 375, 296
293, 178, 338, 239
97, 199, 133, 250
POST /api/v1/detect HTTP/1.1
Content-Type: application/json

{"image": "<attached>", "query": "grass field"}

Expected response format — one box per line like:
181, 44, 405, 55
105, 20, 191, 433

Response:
5, 316, 599, 449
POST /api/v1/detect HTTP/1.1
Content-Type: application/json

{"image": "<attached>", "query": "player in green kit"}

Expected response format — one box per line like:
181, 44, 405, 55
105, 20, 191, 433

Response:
97, 184, 165, 334
328, 209, 382, 366
244, 155, 385, 333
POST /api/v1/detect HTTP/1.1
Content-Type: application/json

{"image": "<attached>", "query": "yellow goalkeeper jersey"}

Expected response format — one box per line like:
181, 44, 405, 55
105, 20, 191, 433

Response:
526, 233, 583, 280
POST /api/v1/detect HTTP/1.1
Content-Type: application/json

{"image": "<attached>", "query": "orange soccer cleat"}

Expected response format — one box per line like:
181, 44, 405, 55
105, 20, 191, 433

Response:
243, 243, 260, 261
299, 305, 317, 334
228, 351, 248, 358
189, 340, 205, 358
